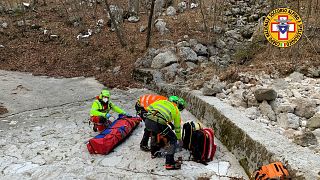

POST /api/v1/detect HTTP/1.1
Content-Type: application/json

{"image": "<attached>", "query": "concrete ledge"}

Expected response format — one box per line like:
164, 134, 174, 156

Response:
155, 83, 320, 179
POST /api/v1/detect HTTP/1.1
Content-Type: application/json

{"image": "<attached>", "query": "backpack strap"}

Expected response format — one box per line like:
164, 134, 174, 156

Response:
201, 130, 207, 161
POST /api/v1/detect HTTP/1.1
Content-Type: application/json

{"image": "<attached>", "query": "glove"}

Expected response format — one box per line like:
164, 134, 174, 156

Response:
105, 113, 111, 119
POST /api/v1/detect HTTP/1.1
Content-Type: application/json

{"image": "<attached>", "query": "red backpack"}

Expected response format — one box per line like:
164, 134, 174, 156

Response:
190, 128, 217, 164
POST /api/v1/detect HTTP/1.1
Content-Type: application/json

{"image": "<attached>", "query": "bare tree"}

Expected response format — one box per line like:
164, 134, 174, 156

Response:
198, 0, 208, 36
128, 0, 140, 16
59, 0, 70, 18
18, 0, 27, 32
305, 0, 312, 29
93, 0, 98, 19
104, 0, 127, 47
146, 0, 155, 48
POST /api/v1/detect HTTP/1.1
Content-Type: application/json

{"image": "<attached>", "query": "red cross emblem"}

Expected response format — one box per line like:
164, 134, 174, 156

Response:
270, 15, 296, 40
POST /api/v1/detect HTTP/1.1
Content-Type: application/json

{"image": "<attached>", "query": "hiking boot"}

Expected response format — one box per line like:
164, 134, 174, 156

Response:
151, 151, 162, 159
165, 162, 181, 170
140, 145, 151, 152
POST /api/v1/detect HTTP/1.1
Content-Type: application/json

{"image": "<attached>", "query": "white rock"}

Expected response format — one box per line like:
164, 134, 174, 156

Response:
50, 35, 59, 38
1, 22, 8, 28
23, 2, 30, 7
155, 19, 169, 35
128, 16, 140, 23
190, 3, 199, 9
301, 120, 307, 127
9, 121, 18, 125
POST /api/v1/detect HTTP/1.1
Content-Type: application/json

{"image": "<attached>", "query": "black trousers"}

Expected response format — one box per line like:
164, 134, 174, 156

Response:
145, 118, 177, 164
136, 105, 151, 147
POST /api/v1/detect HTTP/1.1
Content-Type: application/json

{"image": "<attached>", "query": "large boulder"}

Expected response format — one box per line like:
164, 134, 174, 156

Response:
202, 82, 224, 96
151, 51, 178, 69
259, 100, 276, 121
207, 45, 218, 56
270, 100, 295, 115
307, 113, 320, 130
178, 47, 198, 63
134, 48, 158, 68
293, 98, 316, 119
293, 131, 318, 147
254, 88, 277, 101
155, 19, 169, 35
193, 43, 208, 56
230, 90, 247, 108
288, 72, 304, 82
277, 113, 300, 130
161, 63, 179, 82
166, 6, 176, 16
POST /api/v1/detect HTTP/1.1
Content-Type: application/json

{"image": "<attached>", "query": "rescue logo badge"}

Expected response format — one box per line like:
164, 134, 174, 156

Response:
263, 8, 303, 48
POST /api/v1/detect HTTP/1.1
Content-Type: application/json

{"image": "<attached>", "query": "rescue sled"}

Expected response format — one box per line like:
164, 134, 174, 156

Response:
87, 115, 142, 155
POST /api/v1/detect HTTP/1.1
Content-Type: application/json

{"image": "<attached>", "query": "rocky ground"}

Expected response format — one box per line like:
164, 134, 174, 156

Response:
0, 70, 248, 179
213, 71, 320, 154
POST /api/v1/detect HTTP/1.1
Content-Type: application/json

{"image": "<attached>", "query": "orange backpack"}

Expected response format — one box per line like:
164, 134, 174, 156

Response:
252, 162, 291, 180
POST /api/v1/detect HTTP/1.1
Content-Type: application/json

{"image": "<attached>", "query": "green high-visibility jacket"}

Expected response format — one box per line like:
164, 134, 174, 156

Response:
90, 97, 126, 117
147, 100, 182, 140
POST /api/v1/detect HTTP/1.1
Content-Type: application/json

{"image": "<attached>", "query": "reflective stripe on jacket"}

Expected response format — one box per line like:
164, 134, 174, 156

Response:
90, 97, 126, 117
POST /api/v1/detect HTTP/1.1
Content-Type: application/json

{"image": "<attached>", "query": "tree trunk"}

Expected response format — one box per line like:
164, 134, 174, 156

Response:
199, 0, 208, 34
128, 0, 139, 16
305, 0, 312, 30
104, 0, 127, 47
146, 0, 155, 48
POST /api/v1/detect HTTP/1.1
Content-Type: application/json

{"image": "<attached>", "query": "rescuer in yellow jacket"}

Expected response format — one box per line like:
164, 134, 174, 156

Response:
90, 88, 128, 132
135, 94, 168, 151
145, 96, 186, 170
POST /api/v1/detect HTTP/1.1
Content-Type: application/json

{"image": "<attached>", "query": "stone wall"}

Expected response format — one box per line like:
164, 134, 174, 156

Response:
148, 82, 320, 179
